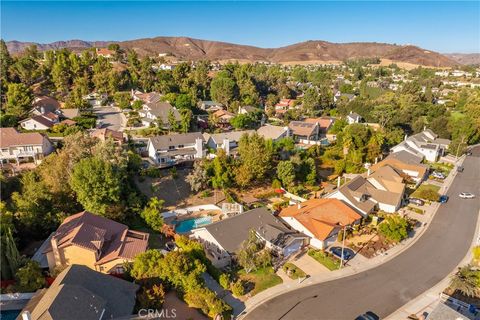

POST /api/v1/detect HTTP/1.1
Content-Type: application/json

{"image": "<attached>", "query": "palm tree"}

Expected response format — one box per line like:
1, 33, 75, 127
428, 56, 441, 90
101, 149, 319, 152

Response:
449, 265, 480, 297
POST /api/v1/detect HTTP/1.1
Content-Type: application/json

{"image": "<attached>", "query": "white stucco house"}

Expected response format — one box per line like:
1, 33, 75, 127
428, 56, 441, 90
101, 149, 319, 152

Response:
390, 129, 450, 162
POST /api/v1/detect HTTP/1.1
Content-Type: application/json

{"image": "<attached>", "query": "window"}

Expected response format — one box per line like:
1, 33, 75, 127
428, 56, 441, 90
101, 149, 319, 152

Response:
169, 146, 175, 150
178, 144, 184, 148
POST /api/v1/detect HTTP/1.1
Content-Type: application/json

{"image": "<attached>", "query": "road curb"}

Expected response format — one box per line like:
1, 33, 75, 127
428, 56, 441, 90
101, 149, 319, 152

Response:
241, 156, 467, 318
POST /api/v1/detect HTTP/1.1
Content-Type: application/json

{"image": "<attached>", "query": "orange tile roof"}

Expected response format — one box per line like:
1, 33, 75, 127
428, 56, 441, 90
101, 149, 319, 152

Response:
280, 199, 361, 240
304, 117, 334, 129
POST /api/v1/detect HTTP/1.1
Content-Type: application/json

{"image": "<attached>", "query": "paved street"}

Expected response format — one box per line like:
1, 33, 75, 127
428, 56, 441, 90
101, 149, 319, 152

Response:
93, 106, 125, 131
245, 147, 480, 320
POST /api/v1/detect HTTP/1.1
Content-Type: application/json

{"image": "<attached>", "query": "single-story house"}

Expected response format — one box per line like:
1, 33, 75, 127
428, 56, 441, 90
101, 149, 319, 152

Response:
238, 105, 260, 115
190, 207, 308, 268
131, 90, 162, 104
20, 115, 57, 130
211, 110, 235, 128
346, 111, 362, 124
279, 198, 362, 249
59, 108, 81, 120
96, 47, 115, 58
198, 101, 224, 112
304, 117, 335, 134
0, 128, 53, 164
18, 264, 138, 320
147, 132, 205, 166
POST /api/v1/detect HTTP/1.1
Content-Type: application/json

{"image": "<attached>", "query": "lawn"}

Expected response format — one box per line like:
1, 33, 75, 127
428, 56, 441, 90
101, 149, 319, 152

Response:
428, 162, 454, 175
282, 262, 307, 280
411, 184, 441, 199
308, 249, 341, 271
238, 267, 283, 296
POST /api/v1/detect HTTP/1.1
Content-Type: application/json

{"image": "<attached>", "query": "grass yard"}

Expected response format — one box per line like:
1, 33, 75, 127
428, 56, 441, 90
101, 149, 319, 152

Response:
308, 249, 341, 271
282, 262, 307, 280
238, 267, 283, 296
428, 162, 454, 175
411, 184, 441, 199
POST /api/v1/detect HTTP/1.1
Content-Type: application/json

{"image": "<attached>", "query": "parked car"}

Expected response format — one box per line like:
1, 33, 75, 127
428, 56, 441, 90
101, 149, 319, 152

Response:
457, 166, 465, 173
408, 198, 425, 206
329, 247, 354, 261
459, 192, 475, 199
355, 311, 380, 320
431, 171, 446, 179
439, 195, 449, 203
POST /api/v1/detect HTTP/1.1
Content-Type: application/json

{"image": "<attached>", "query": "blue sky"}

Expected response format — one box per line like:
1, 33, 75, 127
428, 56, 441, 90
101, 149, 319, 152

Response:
1, 1, 479, 53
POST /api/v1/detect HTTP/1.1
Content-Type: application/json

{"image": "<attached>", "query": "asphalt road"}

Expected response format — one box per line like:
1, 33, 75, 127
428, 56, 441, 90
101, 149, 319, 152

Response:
93, 106, 124, 131
246, 147, 480, 320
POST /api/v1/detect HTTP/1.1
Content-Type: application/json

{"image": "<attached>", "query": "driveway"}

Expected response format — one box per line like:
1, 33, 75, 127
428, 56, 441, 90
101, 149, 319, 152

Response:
245, 148, 480, 320
289, 251, 330, 276
93, 106, 125, 131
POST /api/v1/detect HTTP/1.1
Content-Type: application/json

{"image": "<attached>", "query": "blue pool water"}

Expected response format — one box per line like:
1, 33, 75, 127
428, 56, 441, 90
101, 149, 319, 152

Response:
175, 216, 213, 233
1, 310, 21, 320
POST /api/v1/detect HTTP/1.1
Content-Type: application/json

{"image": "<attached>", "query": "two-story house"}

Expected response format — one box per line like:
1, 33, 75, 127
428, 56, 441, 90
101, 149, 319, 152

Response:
203, 130, 255, 155
147, 132, 205, 166
43, 211, 149, 274
138, 101, 181, 128
390, 129, 450, 162
0, 128, 54, 165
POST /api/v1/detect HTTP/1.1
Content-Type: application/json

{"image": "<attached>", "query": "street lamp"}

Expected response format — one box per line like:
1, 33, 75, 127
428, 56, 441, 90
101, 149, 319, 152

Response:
339, 224, 352, 269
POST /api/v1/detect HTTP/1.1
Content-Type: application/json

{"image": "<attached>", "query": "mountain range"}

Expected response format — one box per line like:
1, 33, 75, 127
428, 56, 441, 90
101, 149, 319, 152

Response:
6, 36, 478, 67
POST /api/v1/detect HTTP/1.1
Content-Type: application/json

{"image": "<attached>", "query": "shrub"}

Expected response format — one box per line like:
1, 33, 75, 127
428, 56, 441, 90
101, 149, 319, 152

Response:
219, 273, 231, 290
417, 189, 440, 202
282, 262, 307, 280
231, 280, 245, 297
15, 261, 46, 292
271, 179, 282, 189
378, 215, 410, 243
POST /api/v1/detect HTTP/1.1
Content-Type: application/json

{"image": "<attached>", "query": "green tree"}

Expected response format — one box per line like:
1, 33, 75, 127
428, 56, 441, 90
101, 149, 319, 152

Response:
0, 39, 12, 84
235, 133, 272, 187
210, 74, 236, 107
378, 215, 410, 243
167, 109, 180, 132
180, 109, 192, 133
449, 265, 480, 297
70, 156, 124, 217
15, 261, 46, 292
276, 161, 296, 188
4, 228, 21, 278
5, 83, 33, 117
140, 197, 165, 232
52, 51, 72, 93
186, 160, 210, 192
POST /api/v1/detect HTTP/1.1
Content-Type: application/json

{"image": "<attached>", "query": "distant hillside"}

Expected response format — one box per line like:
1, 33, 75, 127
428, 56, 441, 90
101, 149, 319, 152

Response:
6, 36, 459, 67
445, 53, 480, 65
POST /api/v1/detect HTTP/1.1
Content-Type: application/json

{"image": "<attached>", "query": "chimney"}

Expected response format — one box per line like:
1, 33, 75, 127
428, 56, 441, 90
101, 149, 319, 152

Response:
367, 168, 371, 176
404, 134, 408, 141
51, 235, 63, 267
223, 138, 230, 156
374, 157, 378, 164
22, 311, 31, 320
195, 138, 203, 159
297, 203, 301, 210
337, 176, 341, 188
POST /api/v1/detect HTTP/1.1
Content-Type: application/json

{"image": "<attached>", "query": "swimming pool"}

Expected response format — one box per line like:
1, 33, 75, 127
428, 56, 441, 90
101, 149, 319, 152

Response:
1, 310, 21, 320
175, 216, 213, 233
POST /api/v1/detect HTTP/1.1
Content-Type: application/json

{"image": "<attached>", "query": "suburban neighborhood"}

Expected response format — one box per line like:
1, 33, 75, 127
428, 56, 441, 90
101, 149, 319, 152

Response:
1, 2, 480, 320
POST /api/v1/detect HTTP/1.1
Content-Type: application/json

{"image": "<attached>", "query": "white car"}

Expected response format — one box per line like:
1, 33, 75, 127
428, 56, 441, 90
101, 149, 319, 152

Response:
459, 192, 475, 199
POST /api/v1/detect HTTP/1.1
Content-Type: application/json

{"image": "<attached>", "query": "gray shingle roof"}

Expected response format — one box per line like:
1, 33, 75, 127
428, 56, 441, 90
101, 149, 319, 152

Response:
149, 132, 204, 150
21, 265, 138, 320
203, 207, 303, 253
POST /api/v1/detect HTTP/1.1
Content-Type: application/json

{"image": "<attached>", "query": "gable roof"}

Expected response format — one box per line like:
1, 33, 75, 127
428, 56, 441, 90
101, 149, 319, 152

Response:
59, 108, 80, 119
22, 265, 138, 320
149, 132, 204, 150
145, 102, 181, 122
373, 155, 428, 179
256, 125, 288, 140
31, 96, 61, 115
304, 117, 334, 130
0, 128, 46, 148
202, 207, 302, 253
280, 199, 361, 240
347, 112, 362, 121
21, 115, 55, 128
205, 130, 255, 145
367, 165, 406, 194
288, 121, 318, 137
